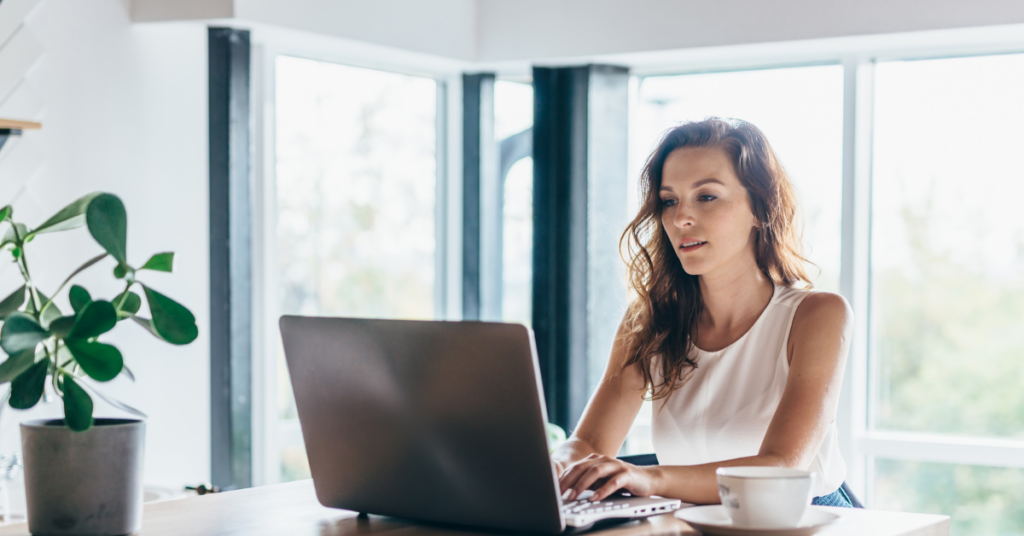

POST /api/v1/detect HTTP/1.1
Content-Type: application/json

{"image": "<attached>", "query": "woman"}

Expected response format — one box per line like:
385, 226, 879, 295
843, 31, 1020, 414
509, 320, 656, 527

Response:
552, 118, 854, 507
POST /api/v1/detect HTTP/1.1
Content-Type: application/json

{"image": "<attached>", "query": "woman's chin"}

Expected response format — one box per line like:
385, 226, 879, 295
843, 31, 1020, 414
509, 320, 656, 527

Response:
678, 258, 708, 276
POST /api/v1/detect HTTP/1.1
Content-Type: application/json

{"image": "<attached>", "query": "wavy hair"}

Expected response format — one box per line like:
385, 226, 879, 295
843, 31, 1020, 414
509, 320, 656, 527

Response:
620, 118, 812, 400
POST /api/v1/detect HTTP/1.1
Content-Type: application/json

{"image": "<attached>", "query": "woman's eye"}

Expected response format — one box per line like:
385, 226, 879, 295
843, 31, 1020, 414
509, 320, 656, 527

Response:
697, 195, 717, 203
661, 198, 677, 207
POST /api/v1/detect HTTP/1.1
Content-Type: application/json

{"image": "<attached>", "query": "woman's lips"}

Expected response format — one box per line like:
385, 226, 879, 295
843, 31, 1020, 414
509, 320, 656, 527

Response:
679, 241, 707, 253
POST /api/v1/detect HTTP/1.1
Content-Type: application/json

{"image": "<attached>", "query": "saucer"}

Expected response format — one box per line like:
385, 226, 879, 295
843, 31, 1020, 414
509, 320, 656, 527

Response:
675, 505, 841, 536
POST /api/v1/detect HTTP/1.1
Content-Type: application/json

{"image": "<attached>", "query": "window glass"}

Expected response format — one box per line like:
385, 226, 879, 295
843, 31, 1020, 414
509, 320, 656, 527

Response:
495, 80, 534, 326
870, 55, 1024, 439
495, 80, 533, 140
625, 66, 845, 454
874, 459, 1024, 535
502, 157, 533, 326
275, 55, 437, 481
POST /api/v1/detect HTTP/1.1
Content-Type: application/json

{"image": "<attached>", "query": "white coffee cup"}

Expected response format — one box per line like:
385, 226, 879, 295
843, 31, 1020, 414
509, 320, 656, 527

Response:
715, 467, 817, 529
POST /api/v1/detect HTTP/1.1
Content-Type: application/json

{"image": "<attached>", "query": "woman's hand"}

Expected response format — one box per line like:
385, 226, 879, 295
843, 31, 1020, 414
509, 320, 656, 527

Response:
552, 458, 569, 477
558, 454, 659, 502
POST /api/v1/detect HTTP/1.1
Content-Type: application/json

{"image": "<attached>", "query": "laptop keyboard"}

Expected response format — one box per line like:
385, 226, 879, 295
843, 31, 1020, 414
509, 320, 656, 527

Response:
560, 491, 685, 527
562, 499, 633, 516
562, 490, 635, 516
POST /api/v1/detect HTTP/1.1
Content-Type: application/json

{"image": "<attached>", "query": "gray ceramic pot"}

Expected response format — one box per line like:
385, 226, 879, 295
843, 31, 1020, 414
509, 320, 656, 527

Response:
20, 419, 145, 536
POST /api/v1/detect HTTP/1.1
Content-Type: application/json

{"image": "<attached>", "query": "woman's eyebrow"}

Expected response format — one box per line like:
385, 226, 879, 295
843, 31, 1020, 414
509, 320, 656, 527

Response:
691, 178, 725, 188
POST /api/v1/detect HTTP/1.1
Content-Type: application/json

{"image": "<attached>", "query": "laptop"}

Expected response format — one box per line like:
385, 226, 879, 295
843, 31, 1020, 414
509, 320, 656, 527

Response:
279, 316, 683, 534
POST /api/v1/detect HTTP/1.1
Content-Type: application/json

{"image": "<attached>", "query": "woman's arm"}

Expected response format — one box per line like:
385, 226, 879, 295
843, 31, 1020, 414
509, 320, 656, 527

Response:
551, 321, 647, 476
559, 292, 853, 503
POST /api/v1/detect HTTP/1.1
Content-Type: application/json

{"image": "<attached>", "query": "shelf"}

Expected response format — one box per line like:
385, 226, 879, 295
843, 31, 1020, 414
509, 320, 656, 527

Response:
0, 118, 41, 153
0, 118, 42, 130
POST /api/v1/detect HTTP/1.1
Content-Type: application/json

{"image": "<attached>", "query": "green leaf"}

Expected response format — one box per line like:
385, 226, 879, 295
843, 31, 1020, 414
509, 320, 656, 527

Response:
9, 359, 48, 409
129, 315, 160, 339
0, 223, 28, 249
69, 285, 92, 314
142, 286, 197, 345
53, 343, 72, 364
28, 192, 103, 237
61, 375, 94, 432
0, 348, 37, 383
0, 205, 11, 222
25, 291, 62, 328
68, 300, 117, 339
115, 291, 142, 318
0, 286, 26, 319
0, 313, 48, 355
48, 315, 76, 338
86, 194, 127, 264
140, 252, 173, 272
113, 264, 130, 279
65, 339, 123, 382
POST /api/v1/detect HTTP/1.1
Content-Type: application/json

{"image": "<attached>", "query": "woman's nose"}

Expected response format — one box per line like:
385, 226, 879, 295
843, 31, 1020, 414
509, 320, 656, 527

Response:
672, 204, 694, 228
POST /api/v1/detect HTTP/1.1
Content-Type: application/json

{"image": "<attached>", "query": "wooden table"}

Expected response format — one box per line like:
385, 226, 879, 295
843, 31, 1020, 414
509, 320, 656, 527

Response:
0, 480, 949, 535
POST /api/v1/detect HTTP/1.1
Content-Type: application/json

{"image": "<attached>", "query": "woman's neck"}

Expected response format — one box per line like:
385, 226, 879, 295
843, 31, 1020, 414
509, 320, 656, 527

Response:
697, 260, 774, 334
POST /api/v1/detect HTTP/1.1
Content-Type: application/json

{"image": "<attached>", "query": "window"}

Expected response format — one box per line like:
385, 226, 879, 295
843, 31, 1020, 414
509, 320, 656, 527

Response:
274, 56, 438, 481
874, 460, 1024, 535
625, 65, 846, 455
869, 54, 1024, 533
494, 80, 534, 327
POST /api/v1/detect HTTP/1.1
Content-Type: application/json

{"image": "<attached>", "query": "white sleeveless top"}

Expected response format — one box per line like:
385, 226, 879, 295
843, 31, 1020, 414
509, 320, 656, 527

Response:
650, 284, 846, 497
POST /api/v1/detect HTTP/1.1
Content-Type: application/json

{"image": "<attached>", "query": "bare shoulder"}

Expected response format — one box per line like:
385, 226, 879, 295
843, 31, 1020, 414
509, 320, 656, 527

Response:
796, 291, 852, 325
788, 291, 854, 360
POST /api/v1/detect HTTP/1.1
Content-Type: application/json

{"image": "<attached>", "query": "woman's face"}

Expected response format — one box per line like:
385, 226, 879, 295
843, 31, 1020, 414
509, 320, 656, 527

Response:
658, 146, 759, 277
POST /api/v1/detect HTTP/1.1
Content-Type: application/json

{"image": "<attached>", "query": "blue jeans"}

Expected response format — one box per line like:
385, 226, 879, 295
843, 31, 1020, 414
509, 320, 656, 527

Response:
812, 485, 854, 507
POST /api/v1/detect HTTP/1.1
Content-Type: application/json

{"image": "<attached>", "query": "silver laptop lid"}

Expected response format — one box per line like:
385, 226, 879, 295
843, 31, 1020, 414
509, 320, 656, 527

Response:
279, 316, 565, 534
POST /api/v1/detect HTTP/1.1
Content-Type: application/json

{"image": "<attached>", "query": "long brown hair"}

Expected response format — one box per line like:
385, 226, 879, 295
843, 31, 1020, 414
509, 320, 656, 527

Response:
619, 118, 811, 400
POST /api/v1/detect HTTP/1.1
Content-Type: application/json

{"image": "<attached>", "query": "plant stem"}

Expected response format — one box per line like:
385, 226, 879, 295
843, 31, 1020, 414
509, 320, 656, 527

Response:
42, 252, 108, 314
116, 281, 134, 311
49, 347, 62, 397
11, 225, 43, 317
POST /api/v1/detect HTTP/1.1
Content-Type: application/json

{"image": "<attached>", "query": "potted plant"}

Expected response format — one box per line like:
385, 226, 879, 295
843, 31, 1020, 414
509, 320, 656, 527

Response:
0, 192, 197, 535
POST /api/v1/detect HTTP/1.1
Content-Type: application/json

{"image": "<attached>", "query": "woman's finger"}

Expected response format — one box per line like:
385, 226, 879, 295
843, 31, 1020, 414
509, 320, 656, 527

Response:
569, 462, 622, 501
590, 473, 629, 502
559, 457, 604, 490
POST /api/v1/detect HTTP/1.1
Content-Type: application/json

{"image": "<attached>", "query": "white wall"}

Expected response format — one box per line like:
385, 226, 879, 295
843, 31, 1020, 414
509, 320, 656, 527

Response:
477, 0, 1024, 61
132, 0, 478, 61
130, 0, 1024, 63
131, 0, 233, 22
0, 0, 210, 490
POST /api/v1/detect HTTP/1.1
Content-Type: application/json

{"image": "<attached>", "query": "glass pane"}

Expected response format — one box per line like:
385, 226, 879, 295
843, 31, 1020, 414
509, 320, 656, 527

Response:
632, 66, 845, 292
495, 80, 534, 326
503, 157, 533, 326
275, 55, 437, 481
495, 80, 533, 140
870, 55, 1024, 437
874, 458, 1024, 535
